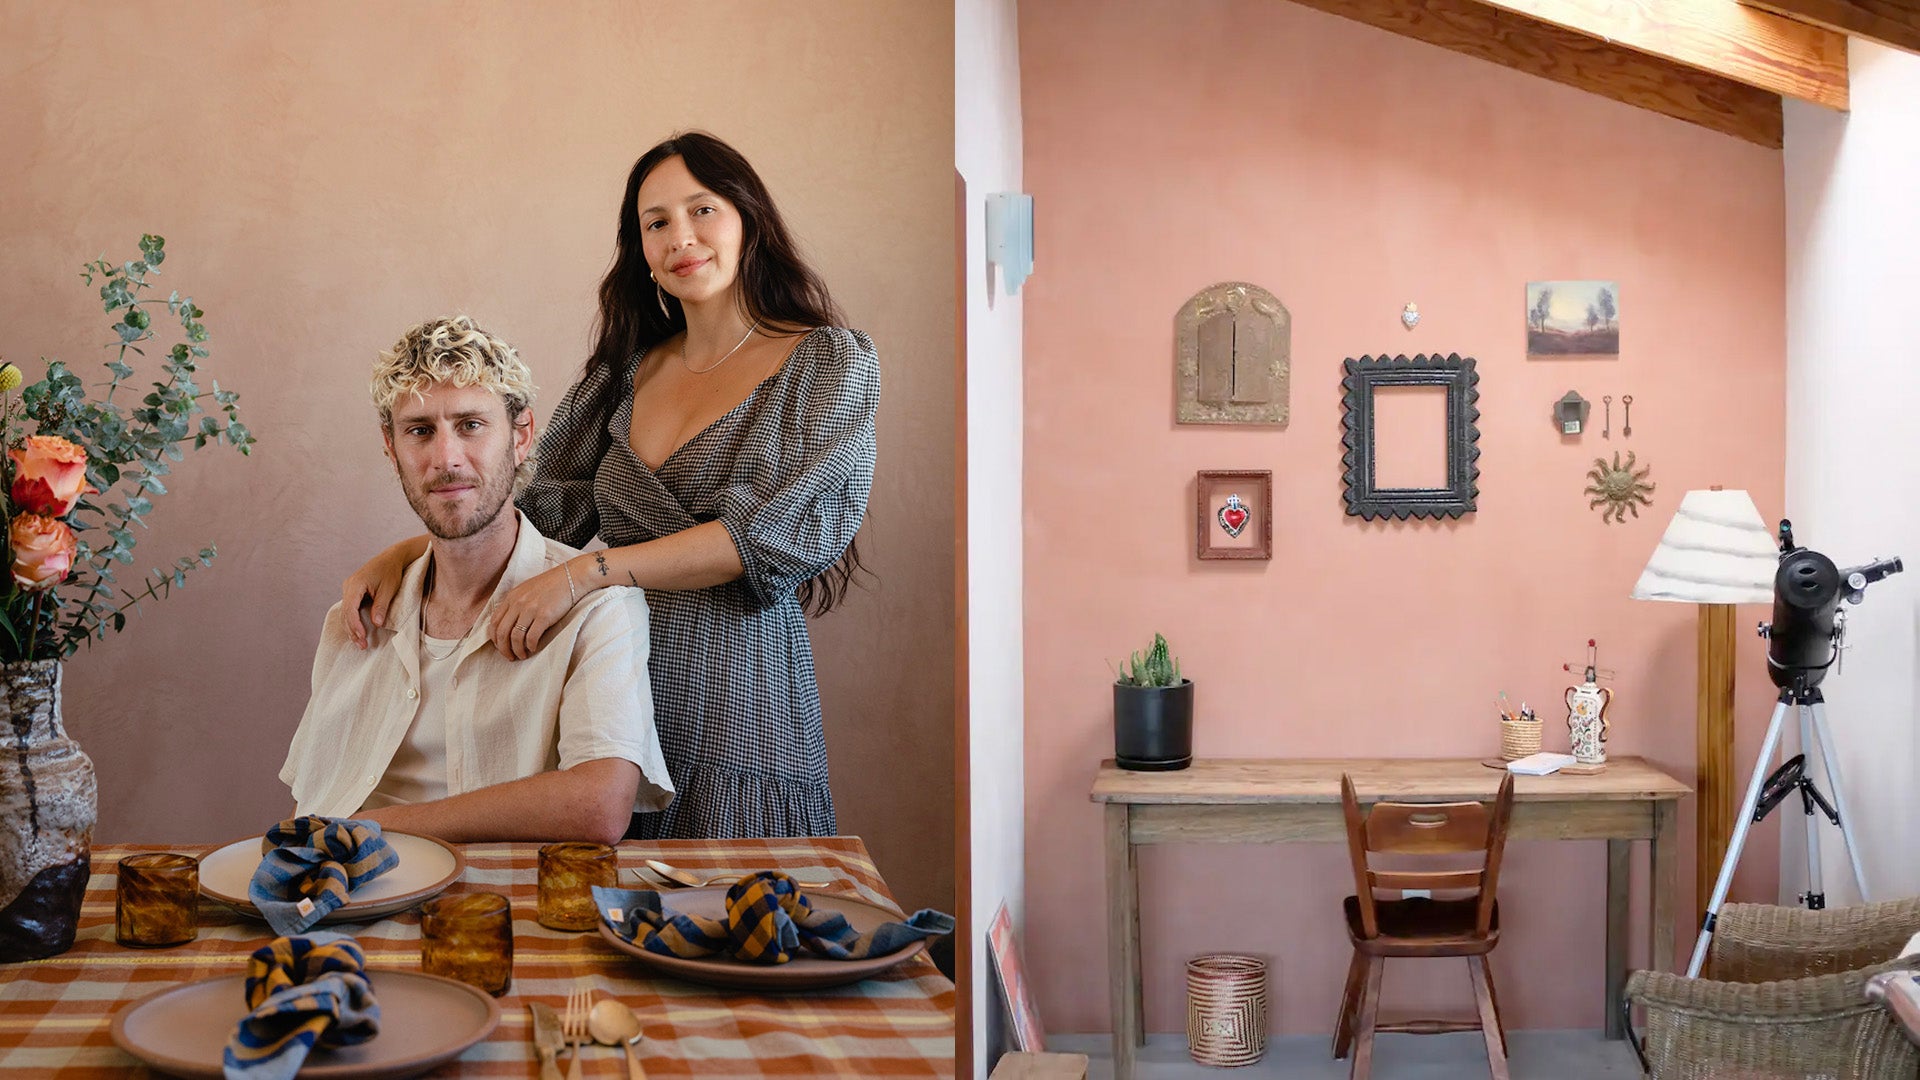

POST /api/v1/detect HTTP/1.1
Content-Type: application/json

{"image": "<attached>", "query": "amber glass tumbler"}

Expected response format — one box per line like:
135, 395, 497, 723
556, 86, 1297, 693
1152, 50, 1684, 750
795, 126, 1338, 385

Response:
115, 853, 200, 947
420, 892, 513, 996
536, 842, 617, 931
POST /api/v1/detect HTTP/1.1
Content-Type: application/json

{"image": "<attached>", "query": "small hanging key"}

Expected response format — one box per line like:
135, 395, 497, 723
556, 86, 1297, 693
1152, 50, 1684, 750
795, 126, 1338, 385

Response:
1622, 394, 1634, 438
1602, 395, 1612, 439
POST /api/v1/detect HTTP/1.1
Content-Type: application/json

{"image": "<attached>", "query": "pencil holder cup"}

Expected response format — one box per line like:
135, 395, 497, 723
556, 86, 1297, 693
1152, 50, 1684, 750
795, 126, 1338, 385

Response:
1500, 716, 1543, 760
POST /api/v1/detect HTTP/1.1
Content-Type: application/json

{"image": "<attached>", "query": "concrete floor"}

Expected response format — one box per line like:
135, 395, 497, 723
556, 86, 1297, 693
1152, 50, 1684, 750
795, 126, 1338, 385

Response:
1047, 1031, 1645, 1079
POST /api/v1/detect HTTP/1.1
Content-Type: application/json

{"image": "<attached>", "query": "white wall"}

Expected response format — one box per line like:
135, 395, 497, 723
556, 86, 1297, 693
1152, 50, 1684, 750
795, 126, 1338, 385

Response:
956, 0, 1025, 1073
1781, 40, 1920, 907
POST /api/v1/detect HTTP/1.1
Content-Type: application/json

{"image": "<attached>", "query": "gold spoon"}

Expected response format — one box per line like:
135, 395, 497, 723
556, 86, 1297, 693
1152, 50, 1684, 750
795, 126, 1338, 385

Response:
641, 858, 831, 890
587, 998, 647, 1080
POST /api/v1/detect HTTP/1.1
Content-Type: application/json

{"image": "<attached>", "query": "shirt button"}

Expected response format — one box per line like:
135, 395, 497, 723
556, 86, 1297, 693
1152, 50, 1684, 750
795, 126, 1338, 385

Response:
408, 688, 418, 700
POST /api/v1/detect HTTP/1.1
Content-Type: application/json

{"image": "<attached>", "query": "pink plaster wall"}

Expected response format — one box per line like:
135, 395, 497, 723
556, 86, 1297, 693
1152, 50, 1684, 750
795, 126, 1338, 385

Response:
0, 2, 954, 917
1020, 0, 1787, 1035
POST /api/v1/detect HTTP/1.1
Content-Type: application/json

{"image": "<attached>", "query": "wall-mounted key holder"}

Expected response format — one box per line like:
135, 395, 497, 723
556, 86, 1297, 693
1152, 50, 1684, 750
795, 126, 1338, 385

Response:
1554, 391, 1590, 435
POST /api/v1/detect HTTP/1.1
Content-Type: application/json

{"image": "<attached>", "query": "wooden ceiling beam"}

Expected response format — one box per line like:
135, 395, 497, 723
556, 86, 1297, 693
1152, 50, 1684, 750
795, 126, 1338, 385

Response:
1478, 0, 1847, 108
1744, 0, 1920, 56
1286, 0, 1787, 147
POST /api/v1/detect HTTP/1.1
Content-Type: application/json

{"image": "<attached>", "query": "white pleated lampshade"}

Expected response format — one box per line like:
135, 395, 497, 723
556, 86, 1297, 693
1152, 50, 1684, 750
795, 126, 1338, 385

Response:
1631, 489, 1776, 604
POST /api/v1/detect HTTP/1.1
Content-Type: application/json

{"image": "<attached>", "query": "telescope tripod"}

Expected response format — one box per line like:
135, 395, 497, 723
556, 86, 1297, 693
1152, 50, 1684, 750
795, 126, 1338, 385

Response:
1687, 684, 1870, 977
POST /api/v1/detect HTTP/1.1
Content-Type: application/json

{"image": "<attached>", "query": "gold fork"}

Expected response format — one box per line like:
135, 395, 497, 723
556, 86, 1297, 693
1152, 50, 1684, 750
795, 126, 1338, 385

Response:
564, 985, 592, 1080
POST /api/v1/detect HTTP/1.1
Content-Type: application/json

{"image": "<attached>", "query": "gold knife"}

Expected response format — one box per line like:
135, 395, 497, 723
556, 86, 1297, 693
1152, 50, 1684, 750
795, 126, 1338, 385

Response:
529, 1001, 566, 1080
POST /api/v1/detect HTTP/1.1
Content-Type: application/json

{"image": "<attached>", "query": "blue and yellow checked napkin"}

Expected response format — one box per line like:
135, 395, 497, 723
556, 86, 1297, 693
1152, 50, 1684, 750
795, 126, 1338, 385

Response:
593, 871, 954, 964
247, 817, 398, 936
221, 931, 380, 1080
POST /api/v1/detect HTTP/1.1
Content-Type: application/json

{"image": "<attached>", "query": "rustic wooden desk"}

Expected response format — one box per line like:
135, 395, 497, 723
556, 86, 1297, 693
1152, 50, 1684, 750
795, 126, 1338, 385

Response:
1090, 756, 1689, 1080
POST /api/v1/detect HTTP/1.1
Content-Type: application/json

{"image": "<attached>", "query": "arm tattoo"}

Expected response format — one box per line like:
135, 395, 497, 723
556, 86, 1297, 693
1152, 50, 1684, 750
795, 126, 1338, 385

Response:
594, 552, 609, 577
628, 571, 639, 587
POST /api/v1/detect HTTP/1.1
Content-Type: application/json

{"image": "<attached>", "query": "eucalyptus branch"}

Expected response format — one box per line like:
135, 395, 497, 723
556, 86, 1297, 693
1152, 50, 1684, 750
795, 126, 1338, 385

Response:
4, 236, 255, 662
102, 553, 214, 625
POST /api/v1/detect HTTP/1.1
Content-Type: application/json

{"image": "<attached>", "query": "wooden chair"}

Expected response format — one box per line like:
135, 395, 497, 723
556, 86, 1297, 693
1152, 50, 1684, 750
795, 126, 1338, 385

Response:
987, 1051, 1091, 1079
1334, 771, 1516, 1080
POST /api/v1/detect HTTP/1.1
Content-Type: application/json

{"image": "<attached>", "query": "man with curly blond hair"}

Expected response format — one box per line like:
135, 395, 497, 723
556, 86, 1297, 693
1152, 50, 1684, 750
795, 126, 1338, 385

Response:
280, 315, 673, 844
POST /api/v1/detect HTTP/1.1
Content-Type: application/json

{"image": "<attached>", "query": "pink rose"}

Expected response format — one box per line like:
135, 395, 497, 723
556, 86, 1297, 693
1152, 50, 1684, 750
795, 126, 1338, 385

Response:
9, 435, 95, 518
10, 514, 76, 590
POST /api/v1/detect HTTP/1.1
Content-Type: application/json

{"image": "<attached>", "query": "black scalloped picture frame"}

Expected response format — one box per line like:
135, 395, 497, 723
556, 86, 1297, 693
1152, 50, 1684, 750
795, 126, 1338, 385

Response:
1340, 353, 1481, 520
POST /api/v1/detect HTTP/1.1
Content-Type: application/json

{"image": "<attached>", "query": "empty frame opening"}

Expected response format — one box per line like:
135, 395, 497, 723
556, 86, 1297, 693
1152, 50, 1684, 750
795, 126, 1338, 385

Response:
1370, 385, 1447, 490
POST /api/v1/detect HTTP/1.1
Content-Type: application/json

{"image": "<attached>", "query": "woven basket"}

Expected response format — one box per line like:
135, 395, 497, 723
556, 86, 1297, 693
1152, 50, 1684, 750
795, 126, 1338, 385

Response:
1186, 953, 1268, 1066
1500, 717, 1543, 760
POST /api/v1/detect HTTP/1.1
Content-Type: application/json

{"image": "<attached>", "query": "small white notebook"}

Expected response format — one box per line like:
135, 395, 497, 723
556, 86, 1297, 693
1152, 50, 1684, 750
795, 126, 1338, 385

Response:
1506, 752, 1578, 776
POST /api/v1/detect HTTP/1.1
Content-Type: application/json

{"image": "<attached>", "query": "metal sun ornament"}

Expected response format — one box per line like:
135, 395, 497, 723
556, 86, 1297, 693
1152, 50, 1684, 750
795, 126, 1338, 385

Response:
1586, 451, 1655, 523
1217, 493, 1251, 538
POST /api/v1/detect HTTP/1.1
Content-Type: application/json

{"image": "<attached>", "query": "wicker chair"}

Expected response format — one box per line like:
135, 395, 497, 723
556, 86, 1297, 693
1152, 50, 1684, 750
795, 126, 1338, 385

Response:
1625, 896, 1920, 1078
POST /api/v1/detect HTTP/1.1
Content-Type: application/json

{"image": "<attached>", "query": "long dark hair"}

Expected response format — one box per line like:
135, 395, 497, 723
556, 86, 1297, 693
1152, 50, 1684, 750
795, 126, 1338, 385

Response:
586, 131, 865, 617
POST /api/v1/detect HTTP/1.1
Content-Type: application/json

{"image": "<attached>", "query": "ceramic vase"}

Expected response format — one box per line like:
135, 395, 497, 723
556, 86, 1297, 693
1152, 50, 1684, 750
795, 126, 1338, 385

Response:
1566, 682, 1613, 766
0, 661, 97, 961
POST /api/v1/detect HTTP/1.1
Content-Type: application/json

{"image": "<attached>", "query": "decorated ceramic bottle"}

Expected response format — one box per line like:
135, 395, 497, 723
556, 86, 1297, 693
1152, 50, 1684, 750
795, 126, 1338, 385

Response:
1565, 649, 1613, 765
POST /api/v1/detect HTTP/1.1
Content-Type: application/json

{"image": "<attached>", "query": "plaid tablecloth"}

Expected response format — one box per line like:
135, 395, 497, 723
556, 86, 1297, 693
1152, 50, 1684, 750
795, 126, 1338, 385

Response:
0, 837, 955, 1077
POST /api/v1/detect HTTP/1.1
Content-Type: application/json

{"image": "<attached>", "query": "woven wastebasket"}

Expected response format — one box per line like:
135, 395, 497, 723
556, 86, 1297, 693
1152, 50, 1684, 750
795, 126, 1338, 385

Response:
1186, 954, 1268, 1066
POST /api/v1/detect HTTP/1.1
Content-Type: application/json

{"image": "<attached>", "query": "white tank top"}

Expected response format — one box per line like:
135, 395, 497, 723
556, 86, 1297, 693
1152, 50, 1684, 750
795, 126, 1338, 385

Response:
361, 634, 459, 807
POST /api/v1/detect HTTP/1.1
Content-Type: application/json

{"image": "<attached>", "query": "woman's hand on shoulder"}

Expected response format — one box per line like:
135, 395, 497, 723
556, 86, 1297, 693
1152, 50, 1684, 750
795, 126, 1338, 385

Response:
341, 540, 420, 650
487, 562, 581, 661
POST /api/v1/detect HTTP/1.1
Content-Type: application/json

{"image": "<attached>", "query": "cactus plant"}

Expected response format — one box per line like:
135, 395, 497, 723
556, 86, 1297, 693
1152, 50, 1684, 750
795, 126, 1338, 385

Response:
1112, 631, 1193, 770
1116, 633, 1183, 687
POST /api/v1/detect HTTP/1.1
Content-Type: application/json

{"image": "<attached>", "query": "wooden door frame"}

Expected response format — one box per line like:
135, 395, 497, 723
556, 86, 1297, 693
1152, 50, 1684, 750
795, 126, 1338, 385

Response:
954, 166, 973, 1080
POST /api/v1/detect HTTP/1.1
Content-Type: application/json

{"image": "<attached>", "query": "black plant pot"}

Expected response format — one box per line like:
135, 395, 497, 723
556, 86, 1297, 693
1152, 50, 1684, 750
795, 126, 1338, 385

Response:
1114, 680, 1193, 771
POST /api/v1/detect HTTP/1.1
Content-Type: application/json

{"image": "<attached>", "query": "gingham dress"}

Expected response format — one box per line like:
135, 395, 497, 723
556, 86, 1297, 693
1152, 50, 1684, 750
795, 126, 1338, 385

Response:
517, 326, 879, 839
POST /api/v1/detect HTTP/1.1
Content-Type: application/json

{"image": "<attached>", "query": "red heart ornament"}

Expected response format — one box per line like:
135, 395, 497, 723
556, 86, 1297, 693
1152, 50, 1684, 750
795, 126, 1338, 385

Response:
1218, 494, 1250, 538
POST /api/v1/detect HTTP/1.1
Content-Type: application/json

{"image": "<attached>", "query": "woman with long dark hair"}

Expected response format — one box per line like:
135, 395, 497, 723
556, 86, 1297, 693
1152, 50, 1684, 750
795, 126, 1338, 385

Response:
341, 131, 877, 839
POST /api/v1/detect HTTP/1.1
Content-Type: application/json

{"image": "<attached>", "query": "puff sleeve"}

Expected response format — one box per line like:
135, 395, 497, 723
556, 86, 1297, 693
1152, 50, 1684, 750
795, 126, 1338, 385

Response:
516, 357, 622, 549
709, 328, 879, 611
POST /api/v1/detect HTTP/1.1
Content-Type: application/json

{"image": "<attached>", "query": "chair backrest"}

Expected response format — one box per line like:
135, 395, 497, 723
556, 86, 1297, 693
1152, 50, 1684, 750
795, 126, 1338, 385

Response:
1340, 771, 1516, 939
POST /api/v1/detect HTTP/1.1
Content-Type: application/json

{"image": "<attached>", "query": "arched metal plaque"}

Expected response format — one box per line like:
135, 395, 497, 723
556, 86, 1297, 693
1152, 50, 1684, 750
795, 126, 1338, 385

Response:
1176, 282, 1290, 426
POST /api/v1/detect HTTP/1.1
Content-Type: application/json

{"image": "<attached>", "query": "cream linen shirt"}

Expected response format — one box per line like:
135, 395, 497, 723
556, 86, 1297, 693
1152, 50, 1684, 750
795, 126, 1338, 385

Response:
279, 510, 674, 817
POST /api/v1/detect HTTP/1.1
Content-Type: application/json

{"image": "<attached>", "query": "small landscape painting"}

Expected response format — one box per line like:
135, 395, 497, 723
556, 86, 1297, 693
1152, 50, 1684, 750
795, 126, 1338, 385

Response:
1526, 280, 1618, 359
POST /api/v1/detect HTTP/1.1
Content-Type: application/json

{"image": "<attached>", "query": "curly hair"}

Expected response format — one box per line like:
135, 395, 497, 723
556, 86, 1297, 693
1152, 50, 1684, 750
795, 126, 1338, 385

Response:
372, 315, 538, 488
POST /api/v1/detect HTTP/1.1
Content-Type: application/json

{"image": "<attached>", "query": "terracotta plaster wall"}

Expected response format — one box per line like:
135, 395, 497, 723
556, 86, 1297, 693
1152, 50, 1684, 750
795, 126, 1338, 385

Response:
1019, 0, 1786, 1034
0, 1, 954, 916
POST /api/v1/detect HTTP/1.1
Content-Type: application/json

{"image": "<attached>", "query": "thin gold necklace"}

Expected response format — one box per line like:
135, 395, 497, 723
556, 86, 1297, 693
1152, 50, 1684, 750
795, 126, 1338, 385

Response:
419, 564, 462, 662
421, 620, 460, 662
682, 320, 759, 374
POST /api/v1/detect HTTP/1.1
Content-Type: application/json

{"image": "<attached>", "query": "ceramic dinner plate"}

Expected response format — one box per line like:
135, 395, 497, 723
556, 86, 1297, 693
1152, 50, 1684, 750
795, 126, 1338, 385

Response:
596, 885, 930, 991
110, 969, 499, 1079
198, 832, 465, 924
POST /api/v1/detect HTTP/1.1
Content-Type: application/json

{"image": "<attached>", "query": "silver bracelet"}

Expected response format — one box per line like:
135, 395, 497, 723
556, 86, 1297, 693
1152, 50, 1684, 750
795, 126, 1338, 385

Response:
563, 561, 579, 606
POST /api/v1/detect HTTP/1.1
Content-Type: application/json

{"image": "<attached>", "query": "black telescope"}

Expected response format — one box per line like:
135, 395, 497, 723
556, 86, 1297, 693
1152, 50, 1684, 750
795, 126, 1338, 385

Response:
1764, 519, 1903, 689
